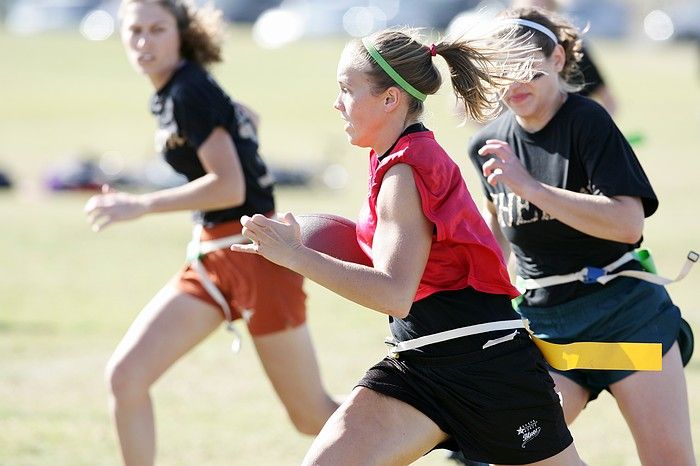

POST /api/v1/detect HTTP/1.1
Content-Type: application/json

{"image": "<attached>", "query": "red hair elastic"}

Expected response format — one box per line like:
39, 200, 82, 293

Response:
429, 44, 437, 57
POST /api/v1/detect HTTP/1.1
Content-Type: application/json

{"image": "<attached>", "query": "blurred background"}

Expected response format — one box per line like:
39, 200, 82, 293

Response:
1, 0, 698, 465
2, 0, 700, 43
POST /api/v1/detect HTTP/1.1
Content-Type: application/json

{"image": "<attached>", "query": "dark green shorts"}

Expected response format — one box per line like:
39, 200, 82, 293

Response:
517, 278, 681, 400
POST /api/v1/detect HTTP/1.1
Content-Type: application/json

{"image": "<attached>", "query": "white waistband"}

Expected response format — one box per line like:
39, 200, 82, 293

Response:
517, 251, 697, 290
197, 234, 249, 255
187, 223, 249, 261
385, 319, 526, 356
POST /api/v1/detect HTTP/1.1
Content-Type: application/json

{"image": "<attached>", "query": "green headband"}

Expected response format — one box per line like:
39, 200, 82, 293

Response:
361, 37, 427, 102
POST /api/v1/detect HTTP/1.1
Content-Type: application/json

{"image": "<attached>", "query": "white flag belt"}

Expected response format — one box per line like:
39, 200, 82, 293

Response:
186, 224, 251, 353
385, 319, 526, 357
518, 251, 698, 290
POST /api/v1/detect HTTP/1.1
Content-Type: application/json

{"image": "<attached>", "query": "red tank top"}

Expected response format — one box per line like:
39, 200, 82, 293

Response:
356, 130, 519, 301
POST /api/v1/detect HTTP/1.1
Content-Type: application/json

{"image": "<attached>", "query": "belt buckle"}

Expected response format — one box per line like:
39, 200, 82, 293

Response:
384, 336, 400, 359
582, 266, 606, 284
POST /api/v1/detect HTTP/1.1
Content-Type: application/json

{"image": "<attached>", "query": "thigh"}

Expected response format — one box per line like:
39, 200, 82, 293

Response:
548, 372, 590, 425
303, 387, 449, 466
108, 283, 223, 385
252, 324, 337, 415
610, 342, 695, 464
493, 443, 582, 466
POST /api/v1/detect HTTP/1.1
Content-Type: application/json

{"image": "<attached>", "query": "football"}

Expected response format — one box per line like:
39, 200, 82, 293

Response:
296, 213, 372, 266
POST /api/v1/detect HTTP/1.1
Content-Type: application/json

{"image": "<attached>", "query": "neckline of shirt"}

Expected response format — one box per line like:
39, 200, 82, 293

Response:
378, 122, 430, 160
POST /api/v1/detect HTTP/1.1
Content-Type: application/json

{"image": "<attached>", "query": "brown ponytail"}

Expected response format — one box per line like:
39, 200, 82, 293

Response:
434, 31, 538, 122
350, 26, 538, 123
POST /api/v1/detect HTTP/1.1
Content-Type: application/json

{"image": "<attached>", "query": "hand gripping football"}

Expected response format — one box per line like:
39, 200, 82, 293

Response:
296, 213, 372, 266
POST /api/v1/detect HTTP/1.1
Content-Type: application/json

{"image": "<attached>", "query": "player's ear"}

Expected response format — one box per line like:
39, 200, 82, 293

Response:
552, 44, 566, 73
383, 87, 401, 112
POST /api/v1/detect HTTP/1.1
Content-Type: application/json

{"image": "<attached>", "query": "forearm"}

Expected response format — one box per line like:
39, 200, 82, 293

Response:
236, 164, 426, 319
526, 183, 643, 244
483, 208, 511, 261
140, 173, 244, 214
590, 85, 617, 116
286, 245, 414, 319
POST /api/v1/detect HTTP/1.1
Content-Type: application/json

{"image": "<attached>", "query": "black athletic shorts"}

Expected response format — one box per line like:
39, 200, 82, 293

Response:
357, 332, 573, 465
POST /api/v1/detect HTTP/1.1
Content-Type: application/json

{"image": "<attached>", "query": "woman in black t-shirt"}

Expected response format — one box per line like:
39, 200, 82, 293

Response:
468, 6, 695, 464
84, 1, 338, 464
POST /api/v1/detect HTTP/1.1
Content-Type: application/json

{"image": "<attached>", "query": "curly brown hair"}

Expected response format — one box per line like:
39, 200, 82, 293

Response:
499, 6, 585, 92
120, 0, 224, 66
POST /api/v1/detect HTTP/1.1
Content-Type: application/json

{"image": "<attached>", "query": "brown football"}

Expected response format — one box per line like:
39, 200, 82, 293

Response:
297, 213, 372, 266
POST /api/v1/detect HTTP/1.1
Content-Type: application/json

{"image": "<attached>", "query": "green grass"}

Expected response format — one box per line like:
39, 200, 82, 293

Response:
0, 27, 699, 465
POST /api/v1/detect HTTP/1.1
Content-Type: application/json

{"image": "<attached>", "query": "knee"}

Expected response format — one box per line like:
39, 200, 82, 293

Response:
104, 356, 150, 404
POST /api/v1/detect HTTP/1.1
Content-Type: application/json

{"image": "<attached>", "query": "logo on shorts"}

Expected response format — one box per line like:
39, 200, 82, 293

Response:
516, 419, 541, 448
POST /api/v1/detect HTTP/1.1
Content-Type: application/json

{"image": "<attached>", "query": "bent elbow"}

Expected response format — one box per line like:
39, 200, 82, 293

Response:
382, 295, 413, 319
220, 179, 245, 208
204, 173, 246, 209
390, 306, 411, 319
621, 231, 643, 245
619, 218, 644, 244
612, 226, 642, 245
611, 198, 645, 244
228, 184, 246, 207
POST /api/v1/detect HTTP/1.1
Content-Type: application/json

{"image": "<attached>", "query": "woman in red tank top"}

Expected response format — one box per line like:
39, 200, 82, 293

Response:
234, 28, 583, 465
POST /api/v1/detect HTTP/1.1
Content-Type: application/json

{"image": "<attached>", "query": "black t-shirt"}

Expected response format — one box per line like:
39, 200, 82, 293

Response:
150, 61, 274, 225
467, 94, 658, 306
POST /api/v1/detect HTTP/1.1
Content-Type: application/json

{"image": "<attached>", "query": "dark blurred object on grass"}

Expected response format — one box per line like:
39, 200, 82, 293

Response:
41, 153, 347, 192
43, 157, 108, 192
42, 155, 184, 192
0, 168, 13, 189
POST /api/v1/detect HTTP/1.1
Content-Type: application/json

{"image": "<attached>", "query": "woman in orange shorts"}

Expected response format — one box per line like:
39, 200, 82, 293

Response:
84, 1, 337, 464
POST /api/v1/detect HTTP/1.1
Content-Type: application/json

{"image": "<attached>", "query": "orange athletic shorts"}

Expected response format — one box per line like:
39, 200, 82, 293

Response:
177, 218, 307, 336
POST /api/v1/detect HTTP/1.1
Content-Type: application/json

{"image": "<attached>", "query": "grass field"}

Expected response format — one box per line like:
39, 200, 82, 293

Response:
0, 26, 699, 465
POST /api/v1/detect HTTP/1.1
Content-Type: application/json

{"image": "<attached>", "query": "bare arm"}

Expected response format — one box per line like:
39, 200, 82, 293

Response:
234, 163, 433, 318
589, 85, 617, 116
479, 139, 644, 244
482, 199, 512, 262
140, 127, 245, 212
524, 184, 643, 244
85, 127, 245, 231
